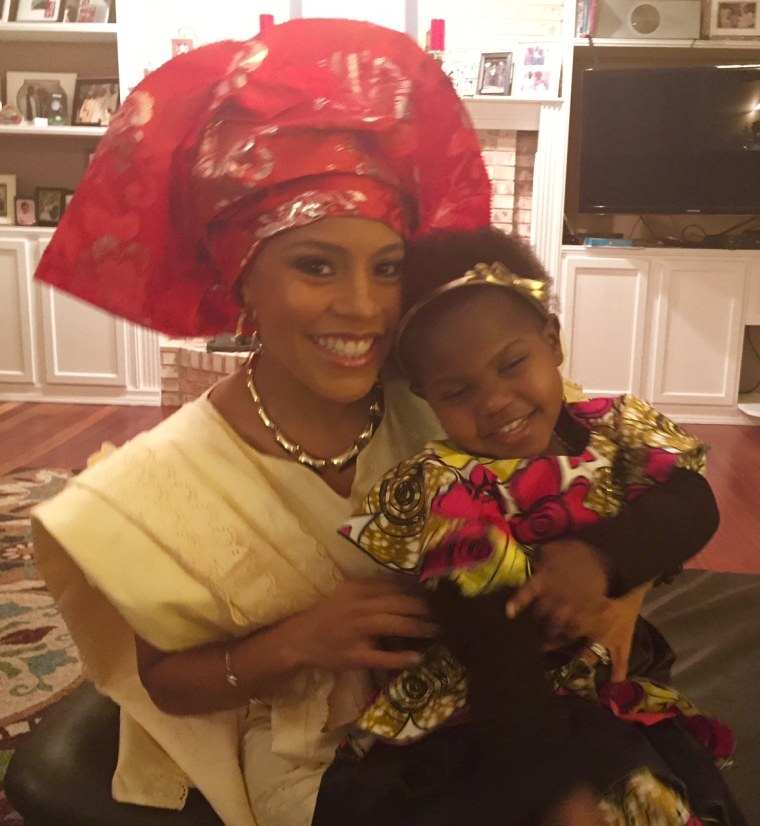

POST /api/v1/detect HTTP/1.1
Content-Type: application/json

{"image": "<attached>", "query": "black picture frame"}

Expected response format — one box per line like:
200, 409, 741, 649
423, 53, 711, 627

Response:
35, 187, 67, 227
477, 52, 513, 96
72, 77, 120, 126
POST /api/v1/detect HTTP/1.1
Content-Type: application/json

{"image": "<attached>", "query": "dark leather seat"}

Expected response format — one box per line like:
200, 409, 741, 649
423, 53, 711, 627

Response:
5, 681, 223, 825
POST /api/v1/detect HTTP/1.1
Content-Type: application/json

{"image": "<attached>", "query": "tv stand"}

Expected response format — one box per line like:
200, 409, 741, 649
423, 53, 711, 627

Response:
559, 246, 760, 425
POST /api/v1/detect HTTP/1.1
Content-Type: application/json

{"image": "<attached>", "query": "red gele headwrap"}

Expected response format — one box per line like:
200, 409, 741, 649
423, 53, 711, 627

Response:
35, 19, 491, 337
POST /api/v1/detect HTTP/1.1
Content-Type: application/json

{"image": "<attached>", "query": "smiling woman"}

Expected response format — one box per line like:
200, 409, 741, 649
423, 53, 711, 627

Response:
18, 18, 492, 826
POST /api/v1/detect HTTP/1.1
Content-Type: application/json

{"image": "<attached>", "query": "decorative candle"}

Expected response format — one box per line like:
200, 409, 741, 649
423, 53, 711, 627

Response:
429, 19, 445, 52
259, 14, 275, 32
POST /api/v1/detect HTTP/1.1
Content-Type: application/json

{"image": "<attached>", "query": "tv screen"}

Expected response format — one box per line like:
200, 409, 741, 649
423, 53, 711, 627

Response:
578, 65, 760, 215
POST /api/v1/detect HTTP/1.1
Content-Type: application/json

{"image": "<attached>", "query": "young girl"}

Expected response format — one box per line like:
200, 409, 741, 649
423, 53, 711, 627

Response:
324, 228, 745, 825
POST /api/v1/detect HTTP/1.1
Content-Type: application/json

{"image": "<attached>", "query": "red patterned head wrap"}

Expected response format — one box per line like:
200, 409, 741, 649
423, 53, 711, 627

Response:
35, 19, 491, 336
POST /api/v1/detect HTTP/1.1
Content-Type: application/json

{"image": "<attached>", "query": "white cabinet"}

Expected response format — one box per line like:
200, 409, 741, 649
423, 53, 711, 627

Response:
0, 230, 161, 404
646, 258, 746, 411
560, 253, 650, 397
559, 247, 759, 424
0, 237, 36, 386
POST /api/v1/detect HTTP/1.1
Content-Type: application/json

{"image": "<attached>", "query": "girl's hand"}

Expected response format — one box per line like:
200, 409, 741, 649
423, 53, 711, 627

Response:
505, 538, 611, 644
285, 579, 439, 673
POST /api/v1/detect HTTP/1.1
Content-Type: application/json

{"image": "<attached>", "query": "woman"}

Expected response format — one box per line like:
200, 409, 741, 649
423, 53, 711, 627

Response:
31, 18, 492, 826
31, 18, 659, 826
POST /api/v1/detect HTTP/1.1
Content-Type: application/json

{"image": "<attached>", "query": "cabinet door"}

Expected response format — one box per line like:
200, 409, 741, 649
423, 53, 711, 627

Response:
34, 240, 129, 388
37, 283, 130, 387
560, 253, 650, 397
0, 238, 37, 386
647, 259, 746, 407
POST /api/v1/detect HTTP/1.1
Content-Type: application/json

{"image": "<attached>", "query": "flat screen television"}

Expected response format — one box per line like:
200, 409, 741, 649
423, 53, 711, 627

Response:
578, 65, 760, 215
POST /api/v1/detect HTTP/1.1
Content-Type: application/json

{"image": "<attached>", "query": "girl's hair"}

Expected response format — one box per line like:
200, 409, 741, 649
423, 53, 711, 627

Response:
401, 227, 554, 315
395, 227, 556, 377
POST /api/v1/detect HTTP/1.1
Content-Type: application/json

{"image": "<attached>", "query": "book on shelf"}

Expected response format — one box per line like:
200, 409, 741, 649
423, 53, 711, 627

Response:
575, 0, 596, 37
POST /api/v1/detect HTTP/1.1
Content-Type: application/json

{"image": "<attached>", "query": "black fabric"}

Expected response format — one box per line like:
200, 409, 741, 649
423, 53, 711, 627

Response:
578, 467, 720, 596
5, 681, 222, 826
643, 570, 760, 825
313, 580, 743, 826
312, 696, 743, 826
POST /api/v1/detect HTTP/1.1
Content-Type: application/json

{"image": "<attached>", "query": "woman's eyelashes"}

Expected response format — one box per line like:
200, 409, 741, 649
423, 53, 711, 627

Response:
374, 258, 404, 281
289, 255, 403, 281
292, 256, 334, 278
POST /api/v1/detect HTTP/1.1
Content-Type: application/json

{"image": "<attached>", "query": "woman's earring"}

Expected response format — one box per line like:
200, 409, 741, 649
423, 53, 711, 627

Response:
234, 309, 254, 346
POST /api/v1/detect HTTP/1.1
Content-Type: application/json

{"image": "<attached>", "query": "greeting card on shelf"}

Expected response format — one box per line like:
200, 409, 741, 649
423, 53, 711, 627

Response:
511, 43, 562, 99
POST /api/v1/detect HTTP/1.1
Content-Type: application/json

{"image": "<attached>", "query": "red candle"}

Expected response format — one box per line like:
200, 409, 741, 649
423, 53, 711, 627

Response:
259, 14, 275, 32
429, 19, 445, 52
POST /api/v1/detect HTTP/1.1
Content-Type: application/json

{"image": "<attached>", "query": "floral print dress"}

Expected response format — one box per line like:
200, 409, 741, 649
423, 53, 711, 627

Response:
339, 395, 734, 825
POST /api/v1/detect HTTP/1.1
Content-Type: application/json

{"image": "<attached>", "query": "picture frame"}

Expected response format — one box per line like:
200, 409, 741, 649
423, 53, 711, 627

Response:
72, 77, 120, 126
0, 174, 18, 225
441, 50, 480, 98
6, 71, 78, 124
476, 52, 513, 96
76, 0, 110, 23
511, 43, 562, 99
61, 0, 80, 22
172, 38, 195, 57
709, 1, 760, 36
35, 187, 67, 227
12, 0, 64, 22
15, 197, 37, 227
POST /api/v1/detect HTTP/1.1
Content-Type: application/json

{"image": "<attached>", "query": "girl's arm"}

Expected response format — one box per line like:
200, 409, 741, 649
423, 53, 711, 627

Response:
575, 466, 718, 596
136, 579, 438, 715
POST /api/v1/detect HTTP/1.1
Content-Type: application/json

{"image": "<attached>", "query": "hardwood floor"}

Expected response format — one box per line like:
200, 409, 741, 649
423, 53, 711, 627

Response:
1, 402, 758, 574
683, 423, 760, 575
0, 401, 174, 475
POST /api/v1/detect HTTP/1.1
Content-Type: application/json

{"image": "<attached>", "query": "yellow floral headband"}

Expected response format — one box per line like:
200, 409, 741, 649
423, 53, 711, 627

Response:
395, 260, 550, 366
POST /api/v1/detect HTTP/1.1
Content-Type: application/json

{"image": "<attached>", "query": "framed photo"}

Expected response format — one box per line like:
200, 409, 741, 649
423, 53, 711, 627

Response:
709, 1, 760, 36
511, 43, 562, 99
35, 187, 66, 227
6, 71, 77, 124
15, 197, 37, 226
0, 174, 18, 225
476, 52, 513, 96
76, 1, 109, 23
61, 0, 80, 22
172, 38, 195, 57
64, 190, 75, 210
12, 0, 63, 22
441, 51, 480, 98
72, 77, 120, 126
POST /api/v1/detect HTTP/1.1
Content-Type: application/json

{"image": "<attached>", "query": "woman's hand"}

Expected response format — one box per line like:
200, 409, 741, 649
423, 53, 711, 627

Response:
284, 579, 439, 673
505, 538, 611, 644
581, 582, 651, 681
135, 579, 436, 716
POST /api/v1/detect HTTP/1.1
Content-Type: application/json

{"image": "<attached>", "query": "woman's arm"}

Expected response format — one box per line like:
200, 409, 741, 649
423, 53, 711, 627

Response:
136, 579, 438, 715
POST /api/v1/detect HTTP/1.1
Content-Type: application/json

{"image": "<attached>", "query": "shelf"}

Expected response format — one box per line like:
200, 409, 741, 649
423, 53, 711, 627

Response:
574, 37, 760, 50
463, 96, 562, 131
738, 392, 760, 418
0, 22, 116, 42
0, 124, 106, 137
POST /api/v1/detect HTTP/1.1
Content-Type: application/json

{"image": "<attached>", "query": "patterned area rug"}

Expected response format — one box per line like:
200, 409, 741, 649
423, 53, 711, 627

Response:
0, 468, 82, 822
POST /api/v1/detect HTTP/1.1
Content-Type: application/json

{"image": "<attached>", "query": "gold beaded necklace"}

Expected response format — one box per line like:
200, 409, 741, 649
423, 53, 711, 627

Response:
245, 348, 384, 472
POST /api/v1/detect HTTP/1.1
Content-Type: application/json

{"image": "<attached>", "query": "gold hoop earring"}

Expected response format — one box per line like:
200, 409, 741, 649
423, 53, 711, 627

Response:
234, 309, 255, 346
